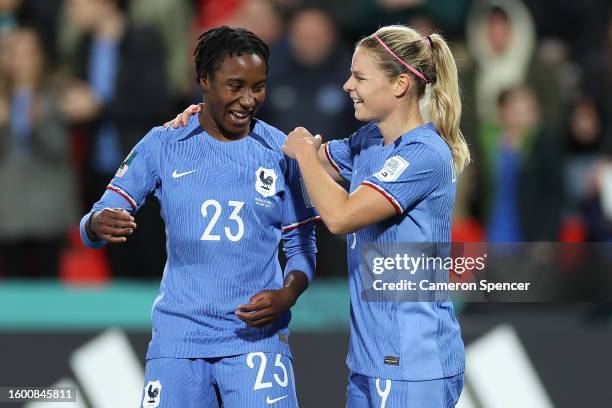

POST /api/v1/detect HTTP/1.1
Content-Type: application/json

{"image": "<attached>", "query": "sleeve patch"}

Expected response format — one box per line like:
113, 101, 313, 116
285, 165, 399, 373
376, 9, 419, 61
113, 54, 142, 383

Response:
300, 178, 314, 208
115, 150, 138, 178
374, 155, 409, 182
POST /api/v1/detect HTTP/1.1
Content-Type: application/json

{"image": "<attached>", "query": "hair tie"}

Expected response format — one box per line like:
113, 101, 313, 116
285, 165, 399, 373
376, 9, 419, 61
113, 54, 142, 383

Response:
372, 34, 430, 84
425, 35, 433, 48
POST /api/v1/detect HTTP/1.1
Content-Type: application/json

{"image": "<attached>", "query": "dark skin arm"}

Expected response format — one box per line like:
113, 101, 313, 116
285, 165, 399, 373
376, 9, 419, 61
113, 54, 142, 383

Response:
86, 208, 138, 244
235, 270, 309, 328
88, 209, 305, 327
164, 105, 311, 327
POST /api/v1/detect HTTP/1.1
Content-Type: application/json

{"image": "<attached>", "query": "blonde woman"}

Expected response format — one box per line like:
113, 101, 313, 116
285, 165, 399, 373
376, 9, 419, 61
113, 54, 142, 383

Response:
283, 25, 468, 408
171, 25, 469, 407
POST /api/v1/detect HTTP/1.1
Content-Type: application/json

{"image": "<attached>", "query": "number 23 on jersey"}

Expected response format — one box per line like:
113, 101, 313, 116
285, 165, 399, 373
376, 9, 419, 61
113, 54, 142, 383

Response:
200, 199, 245, 242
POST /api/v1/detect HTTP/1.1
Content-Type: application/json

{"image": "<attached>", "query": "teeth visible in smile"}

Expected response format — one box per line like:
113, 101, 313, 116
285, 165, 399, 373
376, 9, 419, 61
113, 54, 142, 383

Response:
230, 111, 249, 118
352, 98, 363, 103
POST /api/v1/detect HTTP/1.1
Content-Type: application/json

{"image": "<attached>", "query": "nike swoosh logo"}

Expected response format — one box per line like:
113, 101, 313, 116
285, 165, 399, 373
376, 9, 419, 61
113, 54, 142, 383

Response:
266, 395, 288, 404
172, 169, 197, 178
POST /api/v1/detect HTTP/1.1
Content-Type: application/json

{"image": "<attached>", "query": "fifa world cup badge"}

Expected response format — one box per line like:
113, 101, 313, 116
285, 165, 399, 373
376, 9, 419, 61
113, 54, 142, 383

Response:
115, 150, 138, 178
375, 155, 409, 182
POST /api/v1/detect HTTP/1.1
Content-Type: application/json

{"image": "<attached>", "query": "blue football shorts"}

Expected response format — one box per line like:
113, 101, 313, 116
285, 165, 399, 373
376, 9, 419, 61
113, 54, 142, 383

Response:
141, 352, 298, 407
346, 371, 463, 408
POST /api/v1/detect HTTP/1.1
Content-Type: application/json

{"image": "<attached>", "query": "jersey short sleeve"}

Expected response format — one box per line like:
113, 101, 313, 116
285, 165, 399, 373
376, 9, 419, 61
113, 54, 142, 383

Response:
361, 142, 447, 214
325, 136, 354, 181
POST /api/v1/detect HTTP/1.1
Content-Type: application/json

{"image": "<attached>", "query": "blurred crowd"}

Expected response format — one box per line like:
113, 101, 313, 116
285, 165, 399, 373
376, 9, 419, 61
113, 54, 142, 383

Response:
0, 0, 611, 280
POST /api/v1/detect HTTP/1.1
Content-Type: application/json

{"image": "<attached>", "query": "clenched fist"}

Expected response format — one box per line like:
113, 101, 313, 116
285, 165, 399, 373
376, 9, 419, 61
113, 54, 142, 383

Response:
282, 127, 322, 160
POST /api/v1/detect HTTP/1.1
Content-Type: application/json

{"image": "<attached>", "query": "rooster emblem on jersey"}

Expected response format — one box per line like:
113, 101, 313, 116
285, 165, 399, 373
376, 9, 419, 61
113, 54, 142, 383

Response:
142, 380, 162, 408
147, 385, 159, 402
259, 170, 274, 190
255, 167, 277, 198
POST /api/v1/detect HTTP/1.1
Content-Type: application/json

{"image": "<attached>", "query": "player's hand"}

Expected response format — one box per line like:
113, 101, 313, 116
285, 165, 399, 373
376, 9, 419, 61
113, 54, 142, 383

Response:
235, 288, 298, 328
283, 127, 323, 160
88, 208, 137, 244
163, 104, 202, 128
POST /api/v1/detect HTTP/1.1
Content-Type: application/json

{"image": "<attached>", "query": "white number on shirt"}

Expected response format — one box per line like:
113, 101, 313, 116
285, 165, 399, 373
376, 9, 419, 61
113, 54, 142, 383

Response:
272, 353, 289, 387
225, 200, 245, 241
247, 352, 273, 390
200, 199, 245, 242
246, 352, 289, 390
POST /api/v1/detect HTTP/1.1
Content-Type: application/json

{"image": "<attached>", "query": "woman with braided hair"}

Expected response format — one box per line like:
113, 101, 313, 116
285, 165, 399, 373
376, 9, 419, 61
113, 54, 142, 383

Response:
83, 26, 318, 407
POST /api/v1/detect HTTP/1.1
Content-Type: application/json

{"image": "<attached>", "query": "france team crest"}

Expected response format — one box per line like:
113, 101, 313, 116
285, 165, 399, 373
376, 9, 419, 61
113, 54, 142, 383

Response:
255, 167, 277, 197
142, 380, 162, 408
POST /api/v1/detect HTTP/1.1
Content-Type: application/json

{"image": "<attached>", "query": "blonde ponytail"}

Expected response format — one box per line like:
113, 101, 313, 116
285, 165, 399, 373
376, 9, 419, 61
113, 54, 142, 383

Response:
428, 34, 470, 172
358, 26, 470, 173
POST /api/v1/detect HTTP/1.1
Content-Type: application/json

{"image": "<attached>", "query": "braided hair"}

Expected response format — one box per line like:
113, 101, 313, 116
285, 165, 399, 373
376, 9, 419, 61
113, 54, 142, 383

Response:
194, 26, 271, 83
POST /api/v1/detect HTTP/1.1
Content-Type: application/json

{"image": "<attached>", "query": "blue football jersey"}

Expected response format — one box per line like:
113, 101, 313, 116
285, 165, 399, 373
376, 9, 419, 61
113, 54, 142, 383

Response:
326, 122, 464, 381
80, 115, 318, 359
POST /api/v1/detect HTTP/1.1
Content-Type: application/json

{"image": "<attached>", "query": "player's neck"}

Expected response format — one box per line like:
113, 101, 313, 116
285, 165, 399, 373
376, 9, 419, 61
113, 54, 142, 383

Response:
378, 104, 424, 145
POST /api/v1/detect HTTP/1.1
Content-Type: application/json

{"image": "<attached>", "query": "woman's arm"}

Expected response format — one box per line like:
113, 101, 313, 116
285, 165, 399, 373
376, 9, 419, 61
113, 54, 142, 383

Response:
284, 127, 397, 234
318, 143, 345, 182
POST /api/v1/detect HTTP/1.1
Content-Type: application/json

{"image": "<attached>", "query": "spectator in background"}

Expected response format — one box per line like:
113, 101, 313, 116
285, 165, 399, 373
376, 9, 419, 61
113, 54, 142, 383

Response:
0, 28, 78, 277
62, 0, 169, 278
332, 0, 469, 42
194, 0, 244, 32
0, 0, 20, 36
564, 95, 603, 216
480, 85, 563, 242
460, 0, 566, 233
15, 0, 63, 65
257, 6, 359, 139
229, 0, 285, 48
583, 11, 612, 153
0, 0, 20, 94
462, 0, 563, 137
561, 91, 612, 242
256, 6, 358, 277
194, 0, 295, 41
573, 10, 612, 241
129, 0, 193, 106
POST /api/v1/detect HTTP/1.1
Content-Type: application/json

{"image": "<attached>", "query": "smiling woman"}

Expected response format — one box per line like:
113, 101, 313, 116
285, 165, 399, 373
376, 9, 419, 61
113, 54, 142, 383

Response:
281, 25, 469, 408
193, 27, 270, 140
79, 26, 318, 408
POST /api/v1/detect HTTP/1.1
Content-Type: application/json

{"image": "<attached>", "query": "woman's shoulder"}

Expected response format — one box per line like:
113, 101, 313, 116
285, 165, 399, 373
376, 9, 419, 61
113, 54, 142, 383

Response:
406, 124, 451, 156
346, 122, 381, 146
250, 118, 288, 151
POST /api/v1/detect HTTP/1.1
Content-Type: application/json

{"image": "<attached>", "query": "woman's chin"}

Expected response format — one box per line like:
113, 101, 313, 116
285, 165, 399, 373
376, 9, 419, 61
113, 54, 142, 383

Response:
354, 109, 370, 123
